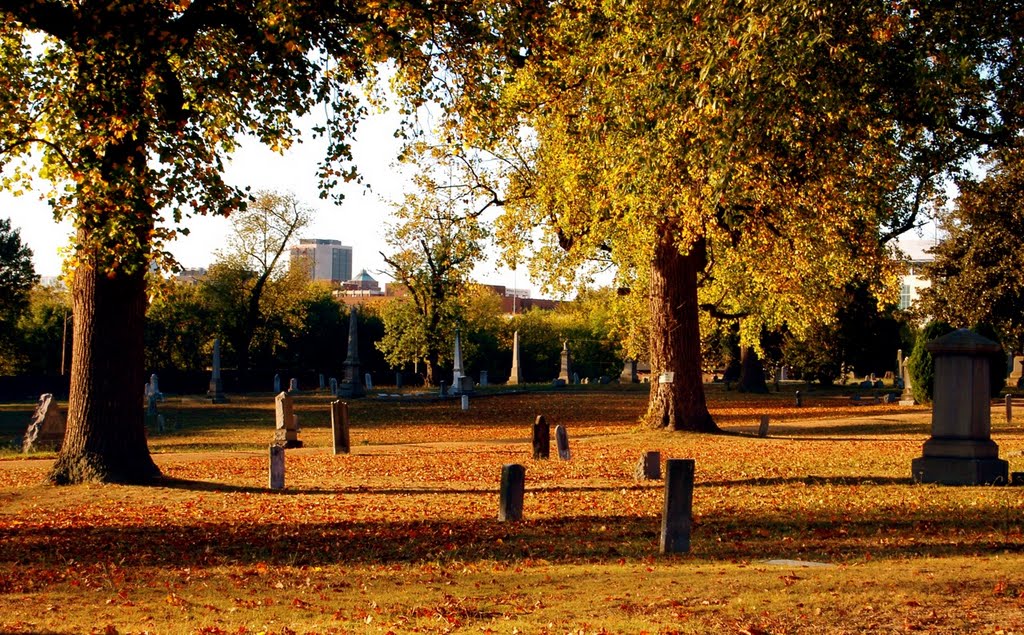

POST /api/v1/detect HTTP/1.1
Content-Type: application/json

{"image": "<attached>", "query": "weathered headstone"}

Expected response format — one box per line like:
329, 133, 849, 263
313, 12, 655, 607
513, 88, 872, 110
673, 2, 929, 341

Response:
555, 424, 570, 460
208, 338, 228, 403
900, 356, 916, 405
319, 373, 325, 390
458, 376, 476, 394
148, 373, 163, 401
395, 372, 403, 389
364, 373, 373, 390
572, 371, 580, 385
157, 414, 166, 433
911, 329, 1009, 485
508, 330, 523, 385
1006, 394, 1013, 424
288, 377, 299, 393
461, 394, 469, 411
552, 378, 566, 388
758, 415, 769, 438
329, 377, 338, 396
22, 393, 66, 452
635, 451, 661, 480
338, 305, 365, 398
498, 463, 526, 522
452, 328, 465, 393
660, 458, 695, 554
269, 445, 285, 490
620, 359, 638, 384
479, 370, 488, 387
532, 415, 550, 459
439, 380, 448, 397
795, 390, 802, 408
557, 340, 573, 383
274, 391, 302, 448
273, 374, 281, 394
146, 393, 158, 417
331, 400, 350, 455
1008, 355, 1024, 388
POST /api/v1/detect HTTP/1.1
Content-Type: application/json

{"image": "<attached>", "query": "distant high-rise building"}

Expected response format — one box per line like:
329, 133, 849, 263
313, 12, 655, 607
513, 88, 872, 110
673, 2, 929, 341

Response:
290, 239, 352, 283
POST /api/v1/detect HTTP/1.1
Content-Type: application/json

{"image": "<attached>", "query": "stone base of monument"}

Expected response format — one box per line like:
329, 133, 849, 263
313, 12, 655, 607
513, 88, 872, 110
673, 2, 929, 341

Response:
911, 456, 1008, 485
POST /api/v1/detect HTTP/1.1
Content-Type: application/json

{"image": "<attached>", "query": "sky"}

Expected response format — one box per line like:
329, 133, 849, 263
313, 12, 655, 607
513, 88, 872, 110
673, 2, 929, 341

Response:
1, 107, 543, 295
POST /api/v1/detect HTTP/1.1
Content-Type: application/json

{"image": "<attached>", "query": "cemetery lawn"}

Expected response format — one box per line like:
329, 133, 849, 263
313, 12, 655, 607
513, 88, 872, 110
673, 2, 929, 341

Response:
1, 386, 1023, 634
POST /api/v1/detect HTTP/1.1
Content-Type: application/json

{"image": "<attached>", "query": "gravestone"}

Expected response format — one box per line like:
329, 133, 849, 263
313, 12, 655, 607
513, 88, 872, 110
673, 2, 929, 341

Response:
555, 424, 570, 460
274, 391, 302, 448
364, 373, 373, 390
269, 445, 285, 490
452, 328, 465, 393
508, 330, 523, 385
338, 305, 365, 398
319, 373, 325, 390
532, 415, 550, 459
498, 464, 526, 522
620, 359, 638, 384
157, 414, 166, 433
22, 393, 66, 452
1006, 394, 1013, 424
273, 374, 281, 394
208, 338, 228, 403
288, 377, 299, 393
899, 356, 916, 405
395, 372, 403, 389
557, 340, 573, 383
572, 372, 580, 385
1009, 355, 1024, 388
758, 415, 769, 438
599, 375, 610, 385
635, 451, 661, 480
439, 380, 448, 397
461, 394, 469, 411
329, 377, 338, 396
795, 390, 802, 407
552, 378, 566, 388
479, 370, 488, 387
148, 373, 163, 401
458, 376, 476, 394
911, 329, 1009, 485
331, 400, 350, 455
660, 458, 695, 554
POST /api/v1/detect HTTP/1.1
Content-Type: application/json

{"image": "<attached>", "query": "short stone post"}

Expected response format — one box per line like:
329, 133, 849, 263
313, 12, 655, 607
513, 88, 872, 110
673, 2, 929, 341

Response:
479, 370, 488, 387
498, 464, 526, 522
319, 373, 325, 390
795, 390, 802, 408
532, 415, 550, 459
635, 451, 661, 480
758, 415, 770, 438
911, 329, 1009, 485
288, 377, 299, 393
329, 377, 338, 396
461, 394, 469, 411
555, 424, 570, 460
439, 380, 448, 397
273, 374, 281, 394
269, 445, 285, 490
660, 458, 695, 554
396, 372, 403, 389
330, 400, 350, 455
364, 373, 373, 390
1005, 394, 1013, 424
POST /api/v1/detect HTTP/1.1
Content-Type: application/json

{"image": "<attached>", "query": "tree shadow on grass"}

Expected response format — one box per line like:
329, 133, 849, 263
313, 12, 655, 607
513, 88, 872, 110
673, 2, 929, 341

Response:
2, 511, 1020, 571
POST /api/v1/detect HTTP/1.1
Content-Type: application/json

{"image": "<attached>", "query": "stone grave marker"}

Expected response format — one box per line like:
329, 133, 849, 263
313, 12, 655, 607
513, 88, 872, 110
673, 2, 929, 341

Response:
555, 424, 570, 460
911, 329, 1009, 485
273, 374, 281, 394
329, 377, 338, 396
208, 338, 228, 403
508, 330, 523, 385
269, 445, 285, 490
288, 377, 299, 393
461, 394, 469, 411
148, 373, 163, 401
331, 400, 350, 455
635, 451, 661, 480
396, 372, 403, 389
364, 373, 373, 390
439, 380, 448, 397
620, 359, 638, 384
758, 415, 769, 438
558, 340, 573, 383
1009, 355, 1024, 388
532, 415, 550, 459
274, 391, 302, 448
660, 458, 695, 554
795, 390, 802, 407
319, 373, 325, 390
479, 370, 488, 387
572, 372, 580, 385
1006, 394, 1013, 424
22, 393, 66, 452
147, 393, 158, 418
498, 464, 526, 522
338, 305, 364, 398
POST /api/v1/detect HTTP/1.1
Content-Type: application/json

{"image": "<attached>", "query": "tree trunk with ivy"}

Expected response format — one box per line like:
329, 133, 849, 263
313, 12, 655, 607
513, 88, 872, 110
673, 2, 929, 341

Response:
644, 234, 719, 432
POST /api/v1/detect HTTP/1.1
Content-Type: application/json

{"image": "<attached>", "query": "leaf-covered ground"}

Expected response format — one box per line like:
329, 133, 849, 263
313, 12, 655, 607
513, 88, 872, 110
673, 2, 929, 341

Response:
1, 386, 1022, 634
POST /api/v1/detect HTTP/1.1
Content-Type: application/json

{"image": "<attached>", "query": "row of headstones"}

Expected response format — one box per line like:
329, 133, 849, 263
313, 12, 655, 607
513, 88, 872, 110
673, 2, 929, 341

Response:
499, 457, 694, 553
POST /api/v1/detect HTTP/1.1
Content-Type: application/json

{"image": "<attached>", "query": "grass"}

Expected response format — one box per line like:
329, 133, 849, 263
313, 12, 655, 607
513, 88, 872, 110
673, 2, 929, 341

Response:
1, 385, 1023, 634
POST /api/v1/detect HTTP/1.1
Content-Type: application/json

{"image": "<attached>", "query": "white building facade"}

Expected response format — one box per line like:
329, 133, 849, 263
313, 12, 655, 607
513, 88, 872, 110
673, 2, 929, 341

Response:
290, 239, 353, 283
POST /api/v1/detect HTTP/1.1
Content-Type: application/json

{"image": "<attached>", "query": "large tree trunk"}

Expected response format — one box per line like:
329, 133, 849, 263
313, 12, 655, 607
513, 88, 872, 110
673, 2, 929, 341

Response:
644, 235, 718, 432
50, 260, 160, 484
737, 346, 769, 393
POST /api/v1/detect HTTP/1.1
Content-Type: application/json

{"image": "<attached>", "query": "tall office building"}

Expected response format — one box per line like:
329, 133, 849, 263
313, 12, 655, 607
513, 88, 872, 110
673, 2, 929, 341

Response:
290, 239, 353, 283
